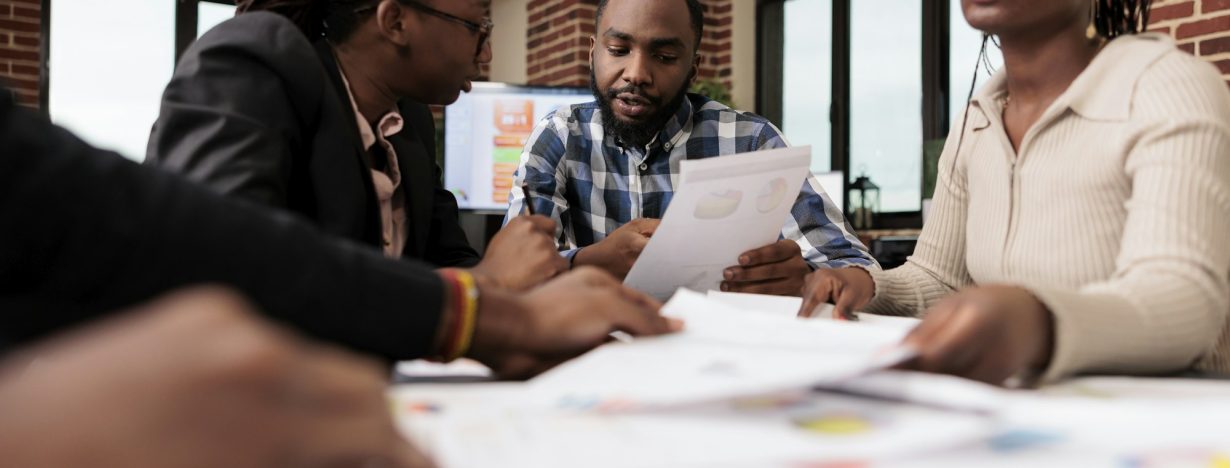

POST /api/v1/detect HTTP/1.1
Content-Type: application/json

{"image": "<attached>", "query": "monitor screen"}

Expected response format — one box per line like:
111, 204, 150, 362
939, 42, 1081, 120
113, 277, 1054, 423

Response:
444, 82, 593, 211
812, 171, 845, 214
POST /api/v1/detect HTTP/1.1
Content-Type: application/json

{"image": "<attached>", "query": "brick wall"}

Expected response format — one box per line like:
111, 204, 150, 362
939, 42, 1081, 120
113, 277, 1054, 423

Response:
525, 0, 733, 89
0, 0, 41, 109
1150, 0, 1230, 85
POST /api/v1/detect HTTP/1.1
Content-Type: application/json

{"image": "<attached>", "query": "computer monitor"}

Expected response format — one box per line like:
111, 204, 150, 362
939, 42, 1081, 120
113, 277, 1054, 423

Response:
812, 171, 845, 214
444, 82, 593, 211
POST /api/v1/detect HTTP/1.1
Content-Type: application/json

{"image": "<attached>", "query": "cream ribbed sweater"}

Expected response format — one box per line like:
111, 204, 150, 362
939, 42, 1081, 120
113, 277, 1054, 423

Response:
865, 33, 1230, 382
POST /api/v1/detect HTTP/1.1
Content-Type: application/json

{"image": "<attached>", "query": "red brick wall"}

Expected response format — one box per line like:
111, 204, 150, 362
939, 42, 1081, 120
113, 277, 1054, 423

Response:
696, 0, 732, 86
525, 0, 733, 89
1150, 0, 1230, 85
526, 0, 596, 86
0, 0, 41, 109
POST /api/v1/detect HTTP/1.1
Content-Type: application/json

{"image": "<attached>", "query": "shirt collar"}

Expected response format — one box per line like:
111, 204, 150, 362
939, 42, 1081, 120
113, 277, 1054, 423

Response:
968, 33, 1174, 126
333, 51, 404, 150
657, 93, 695, 147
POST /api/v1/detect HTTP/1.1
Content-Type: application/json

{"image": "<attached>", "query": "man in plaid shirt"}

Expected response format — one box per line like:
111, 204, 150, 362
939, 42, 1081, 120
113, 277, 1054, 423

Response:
505, 0, 875, 296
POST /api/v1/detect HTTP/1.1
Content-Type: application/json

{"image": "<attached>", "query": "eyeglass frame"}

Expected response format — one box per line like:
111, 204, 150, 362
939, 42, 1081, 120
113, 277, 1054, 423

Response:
355, 0, 494, 57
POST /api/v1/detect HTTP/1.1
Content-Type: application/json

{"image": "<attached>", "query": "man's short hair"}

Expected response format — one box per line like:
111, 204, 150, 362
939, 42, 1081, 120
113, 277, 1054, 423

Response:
595, 0, 705, 50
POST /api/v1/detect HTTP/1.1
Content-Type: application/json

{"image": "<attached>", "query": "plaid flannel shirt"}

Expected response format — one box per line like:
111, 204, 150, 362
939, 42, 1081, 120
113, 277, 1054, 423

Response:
504, 93, 876, 270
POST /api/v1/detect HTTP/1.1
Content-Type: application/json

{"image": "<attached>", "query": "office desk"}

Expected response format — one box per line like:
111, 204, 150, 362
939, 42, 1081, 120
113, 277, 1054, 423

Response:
389, 373, 1230, 468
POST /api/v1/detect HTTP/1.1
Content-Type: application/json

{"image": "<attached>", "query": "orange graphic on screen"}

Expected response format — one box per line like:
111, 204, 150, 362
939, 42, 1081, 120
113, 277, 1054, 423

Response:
491, 99, 535, 204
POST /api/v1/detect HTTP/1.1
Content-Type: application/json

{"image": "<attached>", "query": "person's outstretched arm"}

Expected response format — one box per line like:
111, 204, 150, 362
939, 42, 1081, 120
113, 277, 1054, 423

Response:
0, 95, 445, 361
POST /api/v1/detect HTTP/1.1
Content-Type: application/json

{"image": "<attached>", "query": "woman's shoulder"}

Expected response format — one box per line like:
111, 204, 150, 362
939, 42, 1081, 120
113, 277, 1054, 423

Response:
1073, 33, 1230, 121
1120, 34, 1230, 116
186, 12, 325, 82
171, 12, 330, 120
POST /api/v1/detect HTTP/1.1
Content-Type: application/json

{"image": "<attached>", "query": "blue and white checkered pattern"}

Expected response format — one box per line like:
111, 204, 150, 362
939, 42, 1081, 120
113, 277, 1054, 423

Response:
505, 93, 876, 269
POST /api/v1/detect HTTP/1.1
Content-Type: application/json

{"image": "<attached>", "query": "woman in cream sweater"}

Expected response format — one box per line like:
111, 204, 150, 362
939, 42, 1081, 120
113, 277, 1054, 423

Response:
800, 0, 1230, 385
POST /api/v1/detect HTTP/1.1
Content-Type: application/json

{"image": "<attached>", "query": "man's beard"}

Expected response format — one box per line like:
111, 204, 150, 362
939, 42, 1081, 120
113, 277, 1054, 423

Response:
590, 68, 690, 149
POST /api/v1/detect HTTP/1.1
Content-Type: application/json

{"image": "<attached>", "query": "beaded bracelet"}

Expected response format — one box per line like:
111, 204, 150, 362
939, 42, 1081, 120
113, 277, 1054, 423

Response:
438, 269, 479, 362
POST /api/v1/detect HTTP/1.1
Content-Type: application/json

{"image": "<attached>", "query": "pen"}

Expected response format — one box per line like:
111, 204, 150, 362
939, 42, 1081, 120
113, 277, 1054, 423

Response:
520, 185, 536, 215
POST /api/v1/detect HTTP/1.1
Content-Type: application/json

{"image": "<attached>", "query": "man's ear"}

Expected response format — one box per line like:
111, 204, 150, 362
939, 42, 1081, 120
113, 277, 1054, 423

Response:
376, 0, 416, 47
689, 54, 702, 85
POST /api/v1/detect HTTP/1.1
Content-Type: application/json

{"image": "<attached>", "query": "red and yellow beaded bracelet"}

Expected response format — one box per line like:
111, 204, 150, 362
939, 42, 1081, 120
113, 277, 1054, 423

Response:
437, 269, 479, 362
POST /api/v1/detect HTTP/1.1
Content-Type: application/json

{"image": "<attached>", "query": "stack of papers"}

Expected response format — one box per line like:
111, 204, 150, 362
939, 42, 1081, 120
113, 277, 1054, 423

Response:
525, 289, 915, 409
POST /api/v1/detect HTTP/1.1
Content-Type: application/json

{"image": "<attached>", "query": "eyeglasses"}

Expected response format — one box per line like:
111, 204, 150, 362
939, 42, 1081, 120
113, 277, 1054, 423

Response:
391, 0, 492, 56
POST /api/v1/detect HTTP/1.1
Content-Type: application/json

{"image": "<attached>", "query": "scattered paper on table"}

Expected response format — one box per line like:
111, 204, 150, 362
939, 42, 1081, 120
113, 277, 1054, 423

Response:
705, 290, 922, 333
527, 289, 913, 409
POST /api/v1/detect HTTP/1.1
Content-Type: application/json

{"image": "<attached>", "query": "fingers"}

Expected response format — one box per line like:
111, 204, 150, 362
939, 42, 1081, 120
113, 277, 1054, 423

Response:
723, 255, 808, 284
614, 282, 664, 312
724, 244, 808, 295
281, 346, 416, 467
596, 289, 676, 338
629, 218, 661, 236
737, 239, 798, 267
900, 303, 986, 377
394, 440, 439, 468
797, 272, 834, 318
515, 214, 558, 236
629, 232, 651, 253
721, 278, 800, 296
606, 305, 677, 338
568, 266, 622, 288
832, 283, 861, 321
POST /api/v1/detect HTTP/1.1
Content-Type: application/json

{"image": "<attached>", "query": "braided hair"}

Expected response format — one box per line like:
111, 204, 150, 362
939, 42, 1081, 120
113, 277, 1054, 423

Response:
235, 0, 381, 41
1093, 0, 1153, 39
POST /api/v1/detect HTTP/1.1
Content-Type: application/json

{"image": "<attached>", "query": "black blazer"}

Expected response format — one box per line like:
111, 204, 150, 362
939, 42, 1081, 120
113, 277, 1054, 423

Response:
146, 12, 479, 267
0, 91, 445, 361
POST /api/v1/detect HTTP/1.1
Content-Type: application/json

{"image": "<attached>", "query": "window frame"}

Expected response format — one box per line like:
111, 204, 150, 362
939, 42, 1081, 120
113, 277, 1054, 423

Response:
38, 0, 51, 115
175, 0, 236, 63
757, 0, 954, 229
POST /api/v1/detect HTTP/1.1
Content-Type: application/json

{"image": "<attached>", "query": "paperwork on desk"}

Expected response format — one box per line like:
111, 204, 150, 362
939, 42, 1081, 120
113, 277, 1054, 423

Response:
705, 290, 923, 332
393, 383, 994, 468
526, 289, 916, 409
390, 289, 1230, 468
623, 146, 812, 300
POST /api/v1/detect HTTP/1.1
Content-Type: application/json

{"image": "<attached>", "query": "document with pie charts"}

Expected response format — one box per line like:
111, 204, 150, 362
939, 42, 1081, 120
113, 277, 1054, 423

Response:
624, 146, 812, 300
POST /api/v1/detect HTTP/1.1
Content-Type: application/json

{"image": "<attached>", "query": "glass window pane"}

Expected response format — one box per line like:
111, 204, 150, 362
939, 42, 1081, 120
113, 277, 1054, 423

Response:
50, 0, 174, 161
850, 0, 922, 212
199, 2, 236, 37
781, 0, 832, 173
949, 0, 1003, 129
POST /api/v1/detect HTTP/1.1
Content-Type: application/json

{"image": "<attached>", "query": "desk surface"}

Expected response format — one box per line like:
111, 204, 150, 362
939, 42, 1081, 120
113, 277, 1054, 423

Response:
389, 372, 1230, 468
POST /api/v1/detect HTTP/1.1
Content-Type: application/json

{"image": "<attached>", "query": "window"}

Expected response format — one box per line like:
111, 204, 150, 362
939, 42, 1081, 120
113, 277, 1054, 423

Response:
198, 1, 236, 36
948, 0, 1003, 128
760, 0, 989, 226
49, 0, 175, 161
849, 0, 922, 213
781, 0, 833, 173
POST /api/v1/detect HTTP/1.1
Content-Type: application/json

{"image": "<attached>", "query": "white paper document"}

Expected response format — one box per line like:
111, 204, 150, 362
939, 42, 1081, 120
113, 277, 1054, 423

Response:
704, 290, 923, 333
624, 146, 813, 300
526, 289, 914, 409
394, 358, 494, 381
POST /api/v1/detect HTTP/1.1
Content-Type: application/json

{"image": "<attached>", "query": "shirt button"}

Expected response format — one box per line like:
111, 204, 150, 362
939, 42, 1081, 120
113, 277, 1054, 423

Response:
638, 163, 648, 171
664, 143, 674, 152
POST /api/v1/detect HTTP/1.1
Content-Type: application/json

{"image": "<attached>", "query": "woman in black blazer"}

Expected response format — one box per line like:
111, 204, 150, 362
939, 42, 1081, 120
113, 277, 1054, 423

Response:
147, 0, 564, 291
